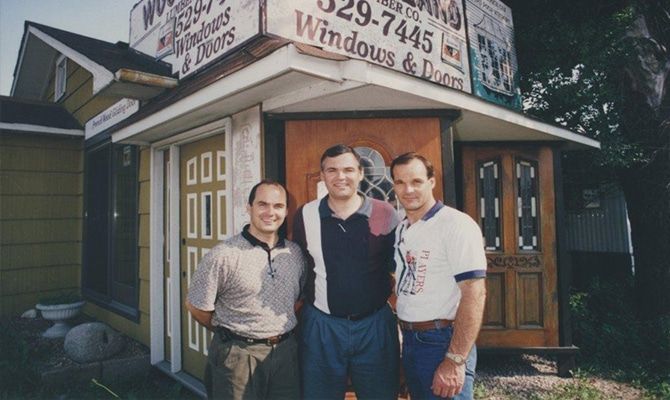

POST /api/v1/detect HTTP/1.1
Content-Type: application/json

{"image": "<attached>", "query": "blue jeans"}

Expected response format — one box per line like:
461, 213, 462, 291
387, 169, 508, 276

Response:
401, 326, 477, 400
300, 303, 399, 399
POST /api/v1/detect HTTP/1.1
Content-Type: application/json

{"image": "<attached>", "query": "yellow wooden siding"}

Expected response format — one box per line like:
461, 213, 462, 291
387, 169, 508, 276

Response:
89, 147, 152, 347
1, 219, 81, 245
0, 133, 83, 317
0, 171, 82, 195
1, 265, 80, 295
1, 242, 81, 270
0, 147, 82, 171
72, 97, 118, 126
139, 247, 150, 281
0, 134, 82, 149
1, 195, 81, 220
46, 59, 84, 103
43, 58, 115, 125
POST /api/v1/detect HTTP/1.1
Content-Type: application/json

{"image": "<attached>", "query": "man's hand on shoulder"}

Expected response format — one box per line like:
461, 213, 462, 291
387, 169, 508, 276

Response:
431, 358, 465, 398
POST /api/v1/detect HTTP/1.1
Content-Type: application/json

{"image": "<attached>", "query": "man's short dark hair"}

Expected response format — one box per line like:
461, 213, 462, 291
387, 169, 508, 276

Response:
248, 179, 287, 206
320, 144, 362, 170
390, 152, 435, 180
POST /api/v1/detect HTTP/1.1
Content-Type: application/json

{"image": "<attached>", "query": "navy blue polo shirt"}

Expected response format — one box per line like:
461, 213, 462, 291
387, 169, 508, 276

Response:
293, 196, 399, 317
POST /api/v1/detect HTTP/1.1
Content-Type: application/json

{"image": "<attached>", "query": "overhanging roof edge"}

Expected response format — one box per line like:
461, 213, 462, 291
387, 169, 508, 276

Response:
15, 26, 115, 96
353, 64, 600, 149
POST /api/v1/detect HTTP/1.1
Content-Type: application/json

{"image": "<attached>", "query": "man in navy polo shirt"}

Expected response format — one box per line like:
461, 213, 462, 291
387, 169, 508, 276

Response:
293, 144, 399, 399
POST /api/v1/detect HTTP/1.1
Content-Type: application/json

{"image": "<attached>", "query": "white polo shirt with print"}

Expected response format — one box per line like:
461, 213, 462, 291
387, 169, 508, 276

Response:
394, 201, 487, 322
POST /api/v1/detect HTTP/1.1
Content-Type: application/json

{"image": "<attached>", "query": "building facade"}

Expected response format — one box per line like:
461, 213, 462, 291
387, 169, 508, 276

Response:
1, 0, 599, 393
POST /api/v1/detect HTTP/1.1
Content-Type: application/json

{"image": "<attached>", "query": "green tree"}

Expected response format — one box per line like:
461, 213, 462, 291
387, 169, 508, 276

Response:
507, 0, 670, 318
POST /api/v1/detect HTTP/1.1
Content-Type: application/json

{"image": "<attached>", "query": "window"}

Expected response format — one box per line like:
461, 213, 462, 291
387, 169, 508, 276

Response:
82, 141, 139, 319
476, 33, 514, 95
478, 159, 502, 251
354, 146, 397, 206
55, 55, 67, 101
516, 158, 540, 251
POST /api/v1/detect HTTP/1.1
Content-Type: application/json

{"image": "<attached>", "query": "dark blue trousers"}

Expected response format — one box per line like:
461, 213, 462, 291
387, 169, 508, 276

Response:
401, 326, 477, 400
300, 303, 399, 399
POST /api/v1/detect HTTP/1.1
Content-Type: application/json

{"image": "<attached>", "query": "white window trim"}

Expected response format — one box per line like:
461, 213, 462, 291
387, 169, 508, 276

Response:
55, 54, 67, 101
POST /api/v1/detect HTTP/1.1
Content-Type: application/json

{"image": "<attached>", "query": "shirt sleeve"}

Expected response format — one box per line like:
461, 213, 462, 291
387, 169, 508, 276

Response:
187, 246, 224, 311
449, 214, 488, 282
292, 206, 307, 252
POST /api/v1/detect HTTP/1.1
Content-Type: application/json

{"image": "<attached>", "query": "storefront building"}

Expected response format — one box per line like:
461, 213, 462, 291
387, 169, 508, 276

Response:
2, 0, 598, 393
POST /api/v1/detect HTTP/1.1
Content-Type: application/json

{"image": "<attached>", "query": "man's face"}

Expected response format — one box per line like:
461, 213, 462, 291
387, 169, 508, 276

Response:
392, 159, 436, 212
246, 184, 288, 236
320, 153, 364, 201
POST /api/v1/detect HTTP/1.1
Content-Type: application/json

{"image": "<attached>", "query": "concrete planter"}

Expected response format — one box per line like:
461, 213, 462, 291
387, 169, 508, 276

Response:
36, 301, 86, 338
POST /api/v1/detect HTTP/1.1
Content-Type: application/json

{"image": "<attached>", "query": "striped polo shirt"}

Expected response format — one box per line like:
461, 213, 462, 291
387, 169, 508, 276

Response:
293, 195, 399, 317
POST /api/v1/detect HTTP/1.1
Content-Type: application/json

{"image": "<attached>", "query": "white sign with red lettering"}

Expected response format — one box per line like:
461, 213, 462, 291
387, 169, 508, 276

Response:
266, 0, 471, 93
130, 0, 260, 77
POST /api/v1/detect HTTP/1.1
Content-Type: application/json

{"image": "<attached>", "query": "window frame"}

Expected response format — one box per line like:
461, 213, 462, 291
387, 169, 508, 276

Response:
55, 54, 67, 101
82, 139, 140, 321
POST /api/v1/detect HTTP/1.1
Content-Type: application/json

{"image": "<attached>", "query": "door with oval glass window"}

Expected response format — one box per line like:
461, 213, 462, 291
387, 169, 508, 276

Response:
284, 118, 444, 230
462, 145, 559, 347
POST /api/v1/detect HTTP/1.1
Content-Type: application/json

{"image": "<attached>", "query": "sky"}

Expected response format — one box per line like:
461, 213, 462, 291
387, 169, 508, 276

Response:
0, 0, 140, 95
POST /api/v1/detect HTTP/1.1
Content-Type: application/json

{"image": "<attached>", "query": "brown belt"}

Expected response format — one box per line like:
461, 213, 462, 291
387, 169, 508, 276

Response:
398, 319, 453, 332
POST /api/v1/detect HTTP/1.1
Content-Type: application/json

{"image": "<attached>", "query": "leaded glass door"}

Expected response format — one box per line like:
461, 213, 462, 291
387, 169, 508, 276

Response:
462, 145, 559, 348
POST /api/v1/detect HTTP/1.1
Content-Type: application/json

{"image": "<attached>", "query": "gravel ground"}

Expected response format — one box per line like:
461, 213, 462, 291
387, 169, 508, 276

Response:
5, 316, 148, 374
476, 354, 645, 399
6, 316, 648, 399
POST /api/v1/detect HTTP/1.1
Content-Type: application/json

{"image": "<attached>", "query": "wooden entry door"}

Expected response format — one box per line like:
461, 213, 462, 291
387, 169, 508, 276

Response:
285, 118, 444, 226
179, 134, 231, 379
462, 145, 559, 347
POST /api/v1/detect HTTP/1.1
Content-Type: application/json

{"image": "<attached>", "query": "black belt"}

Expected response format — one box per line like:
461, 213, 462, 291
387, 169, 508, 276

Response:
217, 327, 293, 346
327, 303, 387, 321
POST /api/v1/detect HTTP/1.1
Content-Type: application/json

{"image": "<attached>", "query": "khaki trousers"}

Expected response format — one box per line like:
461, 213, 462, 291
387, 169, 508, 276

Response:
205, 332, 299, 400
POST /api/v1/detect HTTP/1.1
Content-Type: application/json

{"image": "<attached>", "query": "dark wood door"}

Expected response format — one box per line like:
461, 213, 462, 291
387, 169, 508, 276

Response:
463, 145, 559, 347
284, 118, 443, 232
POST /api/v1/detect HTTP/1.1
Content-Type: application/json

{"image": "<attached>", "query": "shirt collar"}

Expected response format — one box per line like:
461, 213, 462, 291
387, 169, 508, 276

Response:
241, 224, 286, 250
422, 201, 445, 221
318, 194, 372, 219
402, 201, 445, 225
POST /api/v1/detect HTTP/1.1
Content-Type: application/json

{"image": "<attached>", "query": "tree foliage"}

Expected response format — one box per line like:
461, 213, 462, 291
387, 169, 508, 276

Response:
507, 0, 670, 317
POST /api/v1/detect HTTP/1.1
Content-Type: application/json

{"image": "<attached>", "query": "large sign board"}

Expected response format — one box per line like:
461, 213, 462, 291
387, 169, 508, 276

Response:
130, 0, 261, 77
267, 0, 471, 93
465, 0, 521, 109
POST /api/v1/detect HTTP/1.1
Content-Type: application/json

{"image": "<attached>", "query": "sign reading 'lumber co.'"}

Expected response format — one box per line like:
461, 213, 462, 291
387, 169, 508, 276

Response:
130, 0, 261, 78
130, 0, 471, 92
266, 0, 471, 93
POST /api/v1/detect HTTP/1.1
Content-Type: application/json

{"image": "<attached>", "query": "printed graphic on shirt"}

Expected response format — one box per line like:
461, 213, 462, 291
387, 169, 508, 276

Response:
397, 249, 430, 295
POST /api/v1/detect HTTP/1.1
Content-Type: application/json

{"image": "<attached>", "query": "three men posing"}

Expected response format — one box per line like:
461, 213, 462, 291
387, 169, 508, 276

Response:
187, 144, 486, 399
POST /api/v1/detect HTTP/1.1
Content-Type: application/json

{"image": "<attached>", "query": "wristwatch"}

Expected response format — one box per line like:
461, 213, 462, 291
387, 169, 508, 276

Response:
445, 352, 466, 365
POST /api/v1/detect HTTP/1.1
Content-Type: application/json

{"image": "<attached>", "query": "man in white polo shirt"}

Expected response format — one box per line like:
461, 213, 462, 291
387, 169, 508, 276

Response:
391, 152, 487, 400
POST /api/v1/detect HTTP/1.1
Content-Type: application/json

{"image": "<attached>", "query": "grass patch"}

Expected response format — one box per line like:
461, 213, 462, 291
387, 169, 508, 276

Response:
570, 278, 670, 399
533, 379, 604, 400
